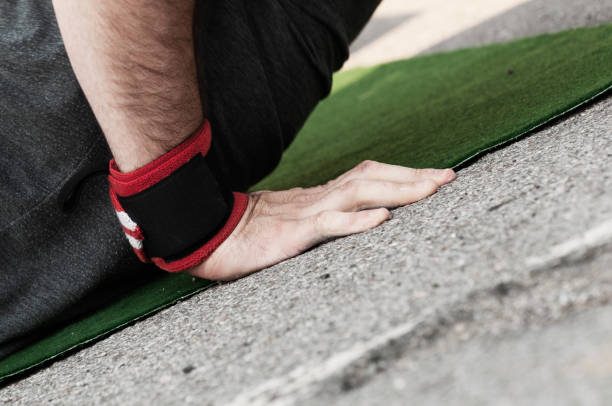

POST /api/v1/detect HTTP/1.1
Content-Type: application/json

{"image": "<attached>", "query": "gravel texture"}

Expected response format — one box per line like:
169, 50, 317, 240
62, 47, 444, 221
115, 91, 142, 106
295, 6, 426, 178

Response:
2, 1, 611, 404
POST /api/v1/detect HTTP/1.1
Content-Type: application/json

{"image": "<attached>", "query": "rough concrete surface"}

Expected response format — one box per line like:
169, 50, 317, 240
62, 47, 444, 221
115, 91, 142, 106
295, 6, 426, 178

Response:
2, 1, 612, 405
333, 303, 612, 406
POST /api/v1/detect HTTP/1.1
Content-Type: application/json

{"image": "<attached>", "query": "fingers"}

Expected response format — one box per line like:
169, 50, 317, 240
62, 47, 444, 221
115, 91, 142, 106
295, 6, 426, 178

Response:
304, 208, 390, 244
187, 160, 455, 281
256, 161, 455, 207
334, 160, 455, 187
309, 178, 439, 214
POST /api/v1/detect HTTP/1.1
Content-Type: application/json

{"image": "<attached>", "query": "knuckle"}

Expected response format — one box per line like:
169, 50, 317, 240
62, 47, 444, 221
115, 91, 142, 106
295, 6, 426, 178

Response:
355, 159, 376, 173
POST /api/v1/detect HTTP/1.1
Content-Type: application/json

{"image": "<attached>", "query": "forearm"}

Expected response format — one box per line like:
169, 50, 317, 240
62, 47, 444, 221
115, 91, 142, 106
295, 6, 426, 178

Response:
52, 0, 203, 172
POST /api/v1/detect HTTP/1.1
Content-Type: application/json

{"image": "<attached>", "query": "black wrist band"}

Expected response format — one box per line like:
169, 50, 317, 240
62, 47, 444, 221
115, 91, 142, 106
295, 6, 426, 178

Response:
108, 120, 248, 272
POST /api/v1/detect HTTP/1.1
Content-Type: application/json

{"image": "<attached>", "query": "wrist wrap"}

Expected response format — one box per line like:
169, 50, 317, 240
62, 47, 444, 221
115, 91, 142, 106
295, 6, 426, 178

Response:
108, 120, 248, 272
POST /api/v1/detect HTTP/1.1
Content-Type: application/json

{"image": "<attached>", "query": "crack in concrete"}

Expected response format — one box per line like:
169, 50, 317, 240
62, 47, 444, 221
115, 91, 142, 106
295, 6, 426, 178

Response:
227, 320, 423, 406
526, 218, 612, 274
228, 237, 612, 406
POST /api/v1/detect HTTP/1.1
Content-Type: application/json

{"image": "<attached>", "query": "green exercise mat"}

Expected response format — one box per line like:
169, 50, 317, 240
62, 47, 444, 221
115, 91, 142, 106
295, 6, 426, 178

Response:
1, 24, 611, 382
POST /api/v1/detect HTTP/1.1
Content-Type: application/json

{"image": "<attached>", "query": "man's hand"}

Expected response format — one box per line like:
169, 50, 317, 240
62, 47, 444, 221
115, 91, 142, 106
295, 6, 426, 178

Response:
190, 161, 456, 280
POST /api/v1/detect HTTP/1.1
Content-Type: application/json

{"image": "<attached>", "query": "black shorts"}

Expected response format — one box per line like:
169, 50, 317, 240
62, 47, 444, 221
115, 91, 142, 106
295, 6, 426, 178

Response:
0, 0, 381, 358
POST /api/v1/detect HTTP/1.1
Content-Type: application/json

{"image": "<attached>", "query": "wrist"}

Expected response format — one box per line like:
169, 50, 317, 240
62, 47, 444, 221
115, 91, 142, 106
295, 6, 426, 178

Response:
111, 116, 204, 173
108, 120, 248, 272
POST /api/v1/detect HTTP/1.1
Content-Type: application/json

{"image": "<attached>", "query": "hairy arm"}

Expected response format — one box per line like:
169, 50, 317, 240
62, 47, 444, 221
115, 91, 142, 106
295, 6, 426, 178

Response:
52, 0, 202, 172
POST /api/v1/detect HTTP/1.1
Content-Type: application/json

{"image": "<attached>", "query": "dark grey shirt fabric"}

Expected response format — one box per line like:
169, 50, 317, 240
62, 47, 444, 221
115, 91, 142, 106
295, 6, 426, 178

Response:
0, 0, 380, 360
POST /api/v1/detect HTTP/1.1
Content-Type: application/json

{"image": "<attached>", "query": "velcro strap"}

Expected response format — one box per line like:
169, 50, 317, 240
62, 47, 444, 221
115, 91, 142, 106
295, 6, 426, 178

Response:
108, 120, 248, 272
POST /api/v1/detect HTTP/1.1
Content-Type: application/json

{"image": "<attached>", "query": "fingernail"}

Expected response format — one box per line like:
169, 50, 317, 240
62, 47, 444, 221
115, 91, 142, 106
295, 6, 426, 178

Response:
435, 169, 454, 182
445, 169, 456, 182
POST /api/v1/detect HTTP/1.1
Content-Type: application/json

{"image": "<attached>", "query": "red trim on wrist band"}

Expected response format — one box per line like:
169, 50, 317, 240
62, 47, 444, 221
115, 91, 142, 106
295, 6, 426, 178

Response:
108, 120, 212, 197
107, 120, 248, 273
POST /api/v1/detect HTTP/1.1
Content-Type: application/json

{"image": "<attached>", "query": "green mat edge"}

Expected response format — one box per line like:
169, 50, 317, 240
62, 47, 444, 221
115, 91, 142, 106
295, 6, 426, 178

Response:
0, 279, 217, 382
452, 82, 611, 169
2, 28, 611, 382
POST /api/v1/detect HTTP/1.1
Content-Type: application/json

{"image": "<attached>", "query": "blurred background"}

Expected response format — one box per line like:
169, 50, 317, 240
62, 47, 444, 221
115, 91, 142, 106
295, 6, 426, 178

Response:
347, 0, 611, 68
